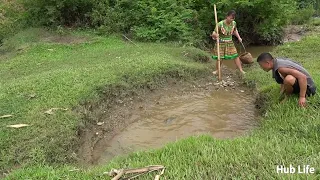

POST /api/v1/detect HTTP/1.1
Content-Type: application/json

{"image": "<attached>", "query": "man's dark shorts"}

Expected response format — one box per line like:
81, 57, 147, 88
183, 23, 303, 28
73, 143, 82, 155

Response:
292, 79, 316, 97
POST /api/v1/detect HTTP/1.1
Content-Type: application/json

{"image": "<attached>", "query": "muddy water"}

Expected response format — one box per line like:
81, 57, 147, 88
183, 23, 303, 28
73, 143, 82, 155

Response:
221, 45, 276, 70
98, 89, 259, 163
244, 45, 275, 58
96, 45, 273, 163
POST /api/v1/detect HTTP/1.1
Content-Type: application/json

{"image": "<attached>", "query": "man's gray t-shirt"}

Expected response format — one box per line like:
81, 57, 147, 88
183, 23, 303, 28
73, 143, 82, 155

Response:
272, 58, 316, 90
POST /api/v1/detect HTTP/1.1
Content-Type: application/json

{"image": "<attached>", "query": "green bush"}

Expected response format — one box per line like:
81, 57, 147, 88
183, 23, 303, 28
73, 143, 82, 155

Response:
298, 0, 320, 16
90, 0, 144, 34
21, 0, 94, 27
228, 0, 297, 45
132, 1, 196, 43
89, 0, 299, 45
0, 1, 26, 44
290, 5, 315, 25
8, 0, 310, 46
310, 17, 320, 26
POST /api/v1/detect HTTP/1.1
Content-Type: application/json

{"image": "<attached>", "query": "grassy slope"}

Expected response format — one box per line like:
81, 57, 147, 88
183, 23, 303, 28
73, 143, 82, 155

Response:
3, 29, 320, 179
0, 28, 212, 176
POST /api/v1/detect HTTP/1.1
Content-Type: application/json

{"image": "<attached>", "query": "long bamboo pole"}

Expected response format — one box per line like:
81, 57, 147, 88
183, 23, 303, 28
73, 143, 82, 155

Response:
214, 4, 221, 81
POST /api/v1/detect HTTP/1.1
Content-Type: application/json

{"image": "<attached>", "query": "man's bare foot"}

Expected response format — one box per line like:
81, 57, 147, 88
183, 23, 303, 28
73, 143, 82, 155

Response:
212, 71, 218, 75
240, 70, 246, 74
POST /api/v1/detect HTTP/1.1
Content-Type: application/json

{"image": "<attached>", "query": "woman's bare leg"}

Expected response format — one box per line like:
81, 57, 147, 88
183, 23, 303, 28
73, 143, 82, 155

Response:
234, 57, 245, 74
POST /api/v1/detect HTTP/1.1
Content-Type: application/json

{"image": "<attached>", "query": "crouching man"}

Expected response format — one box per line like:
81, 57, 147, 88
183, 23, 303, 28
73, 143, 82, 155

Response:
257, 52, 316, 107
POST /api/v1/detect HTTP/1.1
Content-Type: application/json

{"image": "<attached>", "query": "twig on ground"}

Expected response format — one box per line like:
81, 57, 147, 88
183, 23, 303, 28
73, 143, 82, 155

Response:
107, 165, 165, 180
111, 169, 124, 180
122, 34, 141, 49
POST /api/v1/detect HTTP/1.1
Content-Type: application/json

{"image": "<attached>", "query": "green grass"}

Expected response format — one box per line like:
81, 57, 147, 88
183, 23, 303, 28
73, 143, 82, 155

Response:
310, 17, 320, 26
0, 28, 213, 177
2, 28, 320, 179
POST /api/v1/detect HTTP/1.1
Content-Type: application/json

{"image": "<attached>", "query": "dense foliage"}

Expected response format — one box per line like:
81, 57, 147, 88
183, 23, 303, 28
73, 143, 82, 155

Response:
0, 1, 25, 44
1, 0, 319, 46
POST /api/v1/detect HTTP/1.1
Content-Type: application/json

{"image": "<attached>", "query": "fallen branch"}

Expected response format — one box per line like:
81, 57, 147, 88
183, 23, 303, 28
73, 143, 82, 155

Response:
123, 169, 157, 180
106, 165, 165, 180
6, 124, 30, 128
154, 168, 165, 180
122, 34, 141, 49
0, 114, 13, 119
44, 108, 68, 115
111, 169, 125, 180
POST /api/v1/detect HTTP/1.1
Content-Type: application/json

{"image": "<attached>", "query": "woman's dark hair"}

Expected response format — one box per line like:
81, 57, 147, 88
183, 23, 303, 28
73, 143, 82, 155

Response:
227, 10, 236, 18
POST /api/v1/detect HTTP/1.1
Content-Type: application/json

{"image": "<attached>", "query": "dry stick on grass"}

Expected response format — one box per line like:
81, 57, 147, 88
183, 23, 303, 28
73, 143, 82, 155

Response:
111, 169, 124, 180
108, 165, 165, 179
122, 34, 141, 49
0, 114, 13, 118
123, 169, 158, 180
122, 165, 164, 174
154, 168, 165, 180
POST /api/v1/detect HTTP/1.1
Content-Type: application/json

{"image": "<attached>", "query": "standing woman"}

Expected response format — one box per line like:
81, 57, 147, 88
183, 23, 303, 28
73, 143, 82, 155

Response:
211, 10, 245, 75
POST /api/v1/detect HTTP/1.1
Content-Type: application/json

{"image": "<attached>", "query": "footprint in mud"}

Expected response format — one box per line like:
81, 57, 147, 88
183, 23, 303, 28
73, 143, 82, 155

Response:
164, 117, 176, 124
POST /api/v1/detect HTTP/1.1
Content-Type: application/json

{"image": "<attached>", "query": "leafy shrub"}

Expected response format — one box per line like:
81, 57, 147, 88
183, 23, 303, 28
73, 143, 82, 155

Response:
226, 0, 297, 45
310, 17, 320, 26
0, 1, 26, 44
7, 0, 314, 46
21, 0, 94, 27
290, 5, 315, 25
90, 0, 299, 45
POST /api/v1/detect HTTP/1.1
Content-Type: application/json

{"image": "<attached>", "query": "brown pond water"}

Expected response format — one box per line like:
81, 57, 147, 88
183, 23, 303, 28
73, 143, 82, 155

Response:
244, 45, 275, 58
223, 45, 276, 69
96, 45, 274, 163
98, 89, 259, 163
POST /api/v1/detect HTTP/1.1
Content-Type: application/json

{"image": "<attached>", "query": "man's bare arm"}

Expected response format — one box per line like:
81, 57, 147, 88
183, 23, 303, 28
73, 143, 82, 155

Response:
278, 67, 308, 98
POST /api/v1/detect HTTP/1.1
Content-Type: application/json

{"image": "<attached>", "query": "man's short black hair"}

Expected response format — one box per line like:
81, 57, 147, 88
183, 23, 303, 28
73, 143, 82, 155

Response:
257, 52, 274, 62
